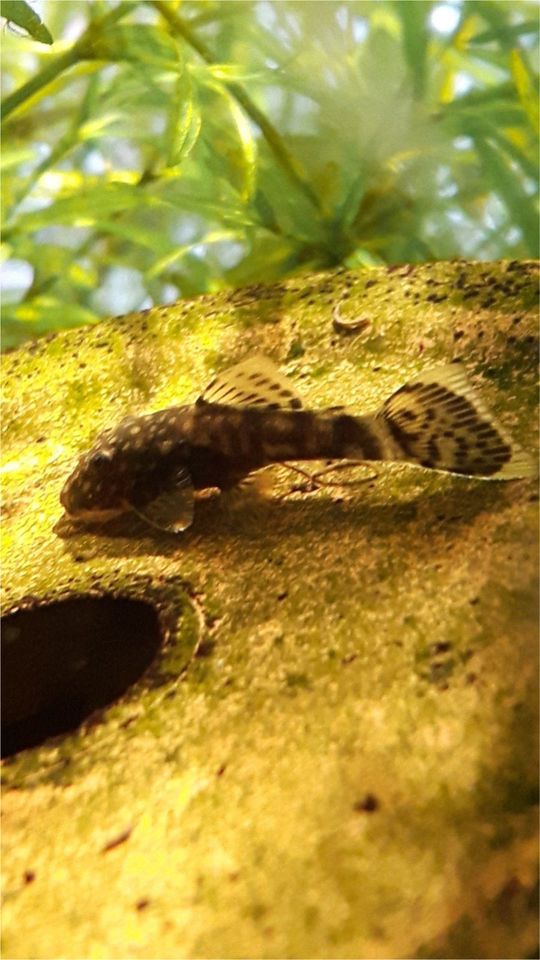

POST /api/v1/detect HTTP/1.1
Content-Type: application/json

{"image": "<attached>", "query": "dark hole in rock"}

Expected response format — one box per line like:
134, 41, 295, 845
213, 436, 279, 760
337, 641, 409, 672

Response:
1, 597, 162, 758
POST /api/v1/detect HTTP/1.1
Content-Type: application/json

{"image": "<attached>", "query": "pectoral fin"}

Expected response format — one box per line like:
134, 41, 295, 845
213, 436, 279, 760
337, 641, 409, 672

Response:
132, 468, 195, 534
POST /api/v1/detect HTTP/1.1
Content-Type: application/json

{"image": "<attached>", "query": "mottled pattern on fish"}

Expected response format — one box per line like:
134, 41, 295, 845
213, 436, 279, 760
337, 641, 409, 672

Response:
60, 355, 535, 533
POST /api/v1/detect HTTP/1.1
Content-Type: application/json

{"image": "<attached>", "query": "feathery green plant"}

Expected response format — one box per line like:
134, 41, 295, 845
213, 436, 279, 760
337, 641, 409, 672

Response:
1, 0, 538, 347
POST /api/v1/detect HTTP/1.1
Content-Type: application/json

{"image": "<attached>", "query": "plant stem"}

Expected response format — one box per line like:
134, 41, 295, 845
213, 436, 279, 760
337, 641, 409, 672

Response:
1, 2, 134, 123
1, 48, 79, 122
152, 0, 322, 215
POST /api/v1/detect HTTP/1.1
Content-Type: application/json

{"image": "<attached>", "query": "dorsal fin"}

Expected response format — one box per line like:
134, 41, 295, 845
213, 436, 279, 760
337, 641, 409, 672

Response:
198, 354, 303, 410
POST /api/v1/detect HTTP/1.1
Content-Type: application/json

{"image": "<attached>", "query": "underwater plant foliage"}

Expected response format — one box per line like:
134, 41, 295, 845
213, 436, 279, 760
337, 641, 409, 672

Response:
1, 0, 539, 347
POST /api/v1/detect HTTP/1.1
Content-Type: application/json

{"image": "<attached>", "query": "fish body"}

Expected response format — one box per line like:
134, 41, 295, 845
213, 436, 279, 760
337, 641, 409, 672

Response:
60, 355, 535, 533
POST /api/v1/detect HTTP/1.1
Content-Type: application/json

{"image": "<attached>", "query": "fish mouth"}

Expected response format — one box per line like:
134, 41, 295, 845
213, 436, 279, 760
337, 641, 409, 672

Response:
64, 504, 130, 523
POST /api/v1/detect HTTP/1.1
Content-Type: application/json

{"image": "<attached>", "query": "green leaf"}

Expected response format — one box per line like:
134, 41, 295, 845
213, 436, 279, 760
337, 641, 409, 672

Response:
201, 79, 258, 202
218, 89, 257, 202
147, 229, 241, 279
488, 130, 538, 182
470, 18, 540, 45
474, 135, 538, 254
10, 182, 171, 232
441, 80, 515, 108
510, 49, 539, 134
442, 99, 529, 128
72, 219, 174, 256
165, 68, 202, 167
11, 296, 100, 332
0, 146, 35, 171
335, 172, 367, 231
393, 0, 431, 99
192, 63, 264, 84
90, 24, 179, 68
78, 114, 124, 141
1, 0, 53, 45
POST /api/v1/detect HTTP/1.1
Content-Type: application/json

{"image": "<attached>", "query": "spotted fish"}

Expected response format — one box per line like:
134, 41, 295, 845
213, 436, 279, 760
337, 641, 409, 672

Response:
60, 355, 535, 534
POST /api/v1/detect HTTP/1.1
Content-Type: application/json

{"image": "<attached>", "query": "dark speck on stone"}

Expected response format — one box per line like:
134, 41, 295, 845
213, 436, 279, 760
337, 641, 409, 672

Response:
426, 293, 447, 303
429, 641, 452, 655
429, 660, 454, 684
353, 793, 380, 813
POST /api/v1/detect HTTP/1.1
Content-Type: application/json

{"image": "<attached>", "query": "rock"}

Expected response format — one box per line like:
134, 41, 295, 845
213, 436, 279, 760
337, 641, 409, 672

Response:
1, 260, 538, 959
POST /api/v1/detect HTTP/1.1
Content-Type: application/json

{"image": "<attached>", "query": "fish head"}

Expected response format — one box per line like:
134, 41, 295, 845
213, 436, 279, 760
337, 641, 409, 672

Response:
60, 427, 134, 522
60, 410, 192, 524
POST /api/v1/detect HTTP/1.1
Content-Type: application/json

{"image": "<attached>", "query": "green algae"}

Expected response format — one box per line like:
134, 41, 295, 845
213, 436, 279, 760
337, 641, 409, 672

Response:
1, 260, 538, 959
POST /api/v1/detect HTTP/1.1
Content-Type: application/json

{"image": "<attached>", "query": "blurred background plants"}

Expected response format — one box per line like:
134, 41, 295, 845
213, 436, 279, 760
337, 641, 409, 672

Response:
1, 0, 538, 348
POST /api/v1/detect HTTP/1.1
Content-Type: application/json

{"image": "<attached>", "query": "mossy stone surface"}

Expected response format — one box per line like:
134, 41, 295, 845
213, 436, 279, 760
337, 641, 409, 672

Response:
1, 260, 538, 959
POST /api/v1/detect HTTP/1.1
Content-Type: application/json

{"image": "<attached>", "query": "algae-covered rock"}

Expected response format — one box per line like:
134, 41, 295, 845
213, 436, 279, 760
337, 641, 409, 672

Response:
1, 260, 538, 959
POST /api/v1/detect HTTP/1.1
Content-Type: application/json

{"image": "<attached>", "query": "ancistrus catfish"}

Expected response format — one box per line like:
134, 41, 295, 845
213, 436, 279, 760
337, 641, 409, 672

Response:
60, 354, 535, 534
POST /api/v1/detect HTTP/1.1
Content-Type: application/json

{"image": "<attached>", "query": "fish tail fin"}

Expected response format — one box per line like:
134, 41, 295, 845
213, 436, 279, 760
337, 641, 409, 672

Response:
377, 363, 536, 479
